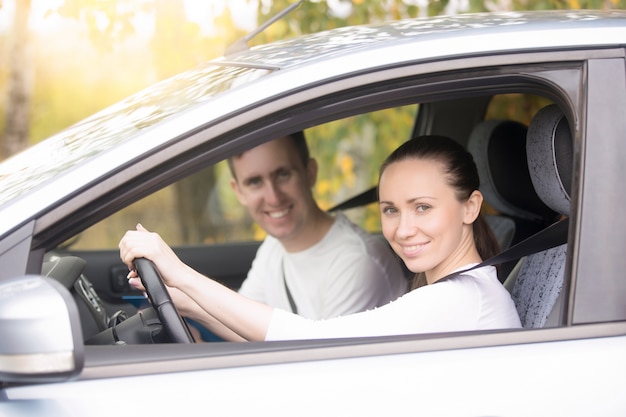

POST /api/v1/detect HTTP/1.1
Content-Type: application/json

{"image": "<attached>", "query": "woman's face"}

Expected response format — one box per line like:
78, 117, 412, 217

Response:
379, 158, 479, 278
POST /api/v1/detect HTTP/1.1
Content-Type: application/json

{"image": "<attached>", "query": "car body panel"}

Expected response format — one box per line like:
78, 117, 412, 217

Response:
572, 57, 626, 324
3, 328, 626, 416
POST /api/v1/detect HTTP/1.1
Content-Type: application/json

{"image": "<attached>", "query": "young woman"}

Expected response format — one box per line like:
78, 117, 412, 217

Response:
119, 135, 521, 341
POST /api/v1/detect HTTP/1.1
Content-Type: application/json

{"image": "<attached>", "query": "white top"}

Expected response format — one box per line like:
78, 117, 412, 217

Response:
265, 264, 522, 340
239, 212, 408, 319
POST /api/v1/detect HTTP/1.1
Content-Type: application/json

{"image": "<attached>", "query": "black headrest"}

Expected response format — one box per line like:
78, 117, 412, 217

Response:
468, 119, 556, 222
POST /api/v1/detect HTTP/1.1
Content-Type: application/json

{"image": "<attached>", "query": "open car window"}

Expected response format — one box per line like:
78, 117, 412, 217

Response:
67, 105, 417, 251
63, 92, 551, 252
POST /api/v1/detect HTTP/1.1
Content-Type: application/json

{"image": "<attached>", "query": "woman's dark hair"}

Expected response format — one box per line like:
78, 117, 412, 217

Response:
379, 135, 500, 290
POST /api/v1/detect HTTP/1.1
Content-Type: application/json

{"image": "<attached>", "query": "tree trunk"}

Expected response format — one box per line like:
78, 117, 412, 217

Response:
153, 0, 217, 244
1, 0, 33, 160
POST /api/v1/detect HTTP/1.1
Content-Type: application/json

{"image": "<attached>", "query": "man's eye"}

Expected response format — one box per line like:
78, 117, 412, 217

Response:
246, 178, 262, 187
276, 170, 292, 181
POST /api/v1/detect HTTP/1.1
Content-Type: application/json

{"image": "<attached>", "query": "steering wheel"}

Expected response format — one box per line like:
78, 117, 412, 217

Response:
134, 258, 194, 343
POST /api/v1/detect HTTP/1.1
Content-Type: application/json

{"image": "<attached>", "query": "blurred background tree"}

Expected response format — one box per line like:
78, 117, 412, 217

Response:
0, 0, 624, 247
4, 0, 624, 159
1, 0, 32, 159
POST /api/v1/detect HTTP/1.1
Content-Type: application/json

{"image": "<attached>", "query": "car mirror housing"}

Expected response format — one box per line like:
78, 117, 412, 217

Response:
0, 276, 84, 383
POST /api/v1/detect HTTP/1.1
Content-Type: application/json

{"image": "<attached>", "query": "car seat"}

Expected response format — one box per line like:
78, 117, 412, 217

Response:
468, 119, 559, 280
508, 105, 573, 328
468, 119, 558, 247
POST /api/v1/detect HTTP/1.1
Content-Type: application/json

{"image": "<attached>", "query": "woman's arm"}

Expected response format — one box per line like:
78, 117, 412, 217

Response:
158, 283, 248, 342
120, 224, 273, 342
165, 273, 273, 341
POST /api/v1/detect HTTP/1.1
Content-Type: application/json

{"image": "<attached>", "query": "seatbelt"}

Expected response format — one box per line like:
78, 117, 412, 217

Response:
327, 187, 568, 267
281, 214, 568, 305
437, 217, 569, 284
281, 258, 298, 314
327, 187, 377, 212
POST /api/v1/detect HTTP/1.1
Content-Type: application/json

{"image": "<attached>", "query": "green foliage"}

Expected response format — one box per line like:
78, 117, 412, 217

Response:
54, 0, 144, 52
253, 0, 424, 44
306, 105, 416, 232
29, 45, 155, 144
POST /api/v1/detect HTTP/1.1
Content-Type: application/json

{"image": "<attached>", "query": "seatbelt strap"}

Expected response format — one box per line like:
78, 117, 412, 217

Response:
437, 217, 569, 283
281, 215, 568, 301
327, 187, 377, 212
281, 258, 298, 314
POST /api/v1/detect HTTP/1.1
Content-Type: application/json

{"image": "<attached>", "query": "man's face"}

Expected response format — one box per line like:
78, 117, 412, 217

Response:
230, 136, 317, 244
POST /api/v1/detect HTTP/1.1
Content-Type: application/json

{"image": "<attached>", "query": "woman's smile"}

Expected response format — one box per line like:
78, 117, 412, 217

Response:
398, 241, 430, 257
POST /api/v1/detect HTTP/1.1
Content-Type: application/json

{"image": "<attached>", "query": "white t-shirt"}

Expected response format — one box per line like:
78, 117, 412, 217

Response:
265, 265, 522, 340
238, 212, 408, 320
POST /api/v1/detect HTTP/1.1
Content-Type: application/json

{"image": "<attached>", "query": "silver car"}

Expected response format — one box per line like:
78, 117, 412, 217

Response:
1, 9, 625, 416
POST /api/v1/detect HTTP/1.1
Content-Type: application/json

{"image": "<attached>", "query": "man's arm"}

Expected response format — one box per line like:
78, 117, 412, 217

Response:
320, 254, 398, 318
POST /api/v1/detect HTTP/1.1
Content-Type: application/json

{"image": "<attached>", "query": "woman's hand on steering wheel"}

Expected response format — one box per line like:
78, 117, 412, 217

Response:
134, 258, 194, 343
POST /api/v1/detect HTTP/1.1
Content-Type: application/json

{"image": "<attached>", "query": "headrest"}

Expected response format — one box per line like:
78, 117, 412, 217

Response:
468, 119, 555, 222
526, 105, 572, 216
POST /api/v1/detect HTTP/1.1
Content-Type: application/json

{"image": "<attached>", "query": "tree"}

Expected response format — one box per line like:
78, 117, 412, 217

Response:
25, 0, 238, 244
1, 0, 33, 160
152, 0, 220, 244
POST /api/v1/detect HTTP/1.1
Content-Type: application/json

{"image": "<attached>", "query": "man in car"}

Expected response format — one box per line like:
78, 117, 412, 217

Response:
227, 131, 408, 319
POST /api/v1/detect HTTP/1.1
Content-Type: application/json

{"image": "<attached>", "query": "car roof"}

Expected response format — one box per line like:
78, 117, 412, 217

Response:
0, 10, 625, 239
221, 10, 626, 69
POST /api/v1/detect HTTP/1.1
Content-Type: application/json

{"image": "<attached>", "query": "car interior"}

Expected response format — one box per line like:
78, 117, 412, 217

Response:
507, 104, 571, 328
39, 87, 572, 346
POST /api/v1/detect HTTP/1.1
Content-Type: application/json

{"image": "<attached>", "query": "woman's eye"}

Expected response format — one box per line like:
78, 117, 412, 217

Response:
381, 206, 397, 215
416, 204, 431, 212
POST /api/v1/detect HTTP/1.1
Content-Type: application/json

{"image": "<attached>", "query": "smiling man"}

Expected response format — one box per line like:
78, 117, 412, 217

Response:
228, 132, 408, 320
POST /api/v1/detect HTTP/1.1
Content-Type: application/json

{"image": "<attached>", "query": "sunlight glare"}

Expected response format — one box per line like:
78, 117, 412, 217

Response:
185, 0, 257, 34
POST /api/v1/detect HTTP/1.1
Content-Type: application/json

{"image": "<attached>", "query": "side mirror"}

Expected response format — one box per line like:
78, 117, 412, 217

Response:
0, 275, 84, 383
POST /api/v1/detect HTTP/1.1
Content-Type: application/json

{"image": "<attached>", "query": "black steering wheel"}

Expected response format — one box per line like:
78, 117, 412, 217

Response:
134, 258, 194, 343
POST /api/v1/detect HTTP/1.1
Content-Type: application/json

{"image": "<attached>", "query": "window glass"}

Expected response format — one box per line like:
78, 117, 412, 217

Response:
485, 94, 553, 125
308, 105, 416, 232
69, 105, 416, 250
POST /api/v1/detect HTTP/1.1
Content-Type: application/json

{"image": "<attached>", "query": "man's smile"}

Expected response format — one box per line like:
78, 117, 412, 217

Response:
267, 207, 291, 219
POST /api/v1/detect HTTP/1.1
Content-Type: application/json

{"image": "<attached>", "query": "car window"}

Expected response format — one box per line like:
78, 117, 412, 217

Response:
66, 93, 552, 251
485, 93, 553, 125
68, 105, 416, 250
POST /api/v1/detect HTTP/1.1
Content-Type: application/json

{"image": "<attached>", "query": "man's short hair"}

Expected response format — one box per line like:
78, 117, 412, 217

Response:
228, 131, 309, 180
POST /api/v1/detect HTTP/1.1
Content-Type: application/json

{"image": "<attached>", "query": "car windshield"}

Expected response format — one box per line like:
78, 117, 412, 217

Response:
0, 63, 273, 207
